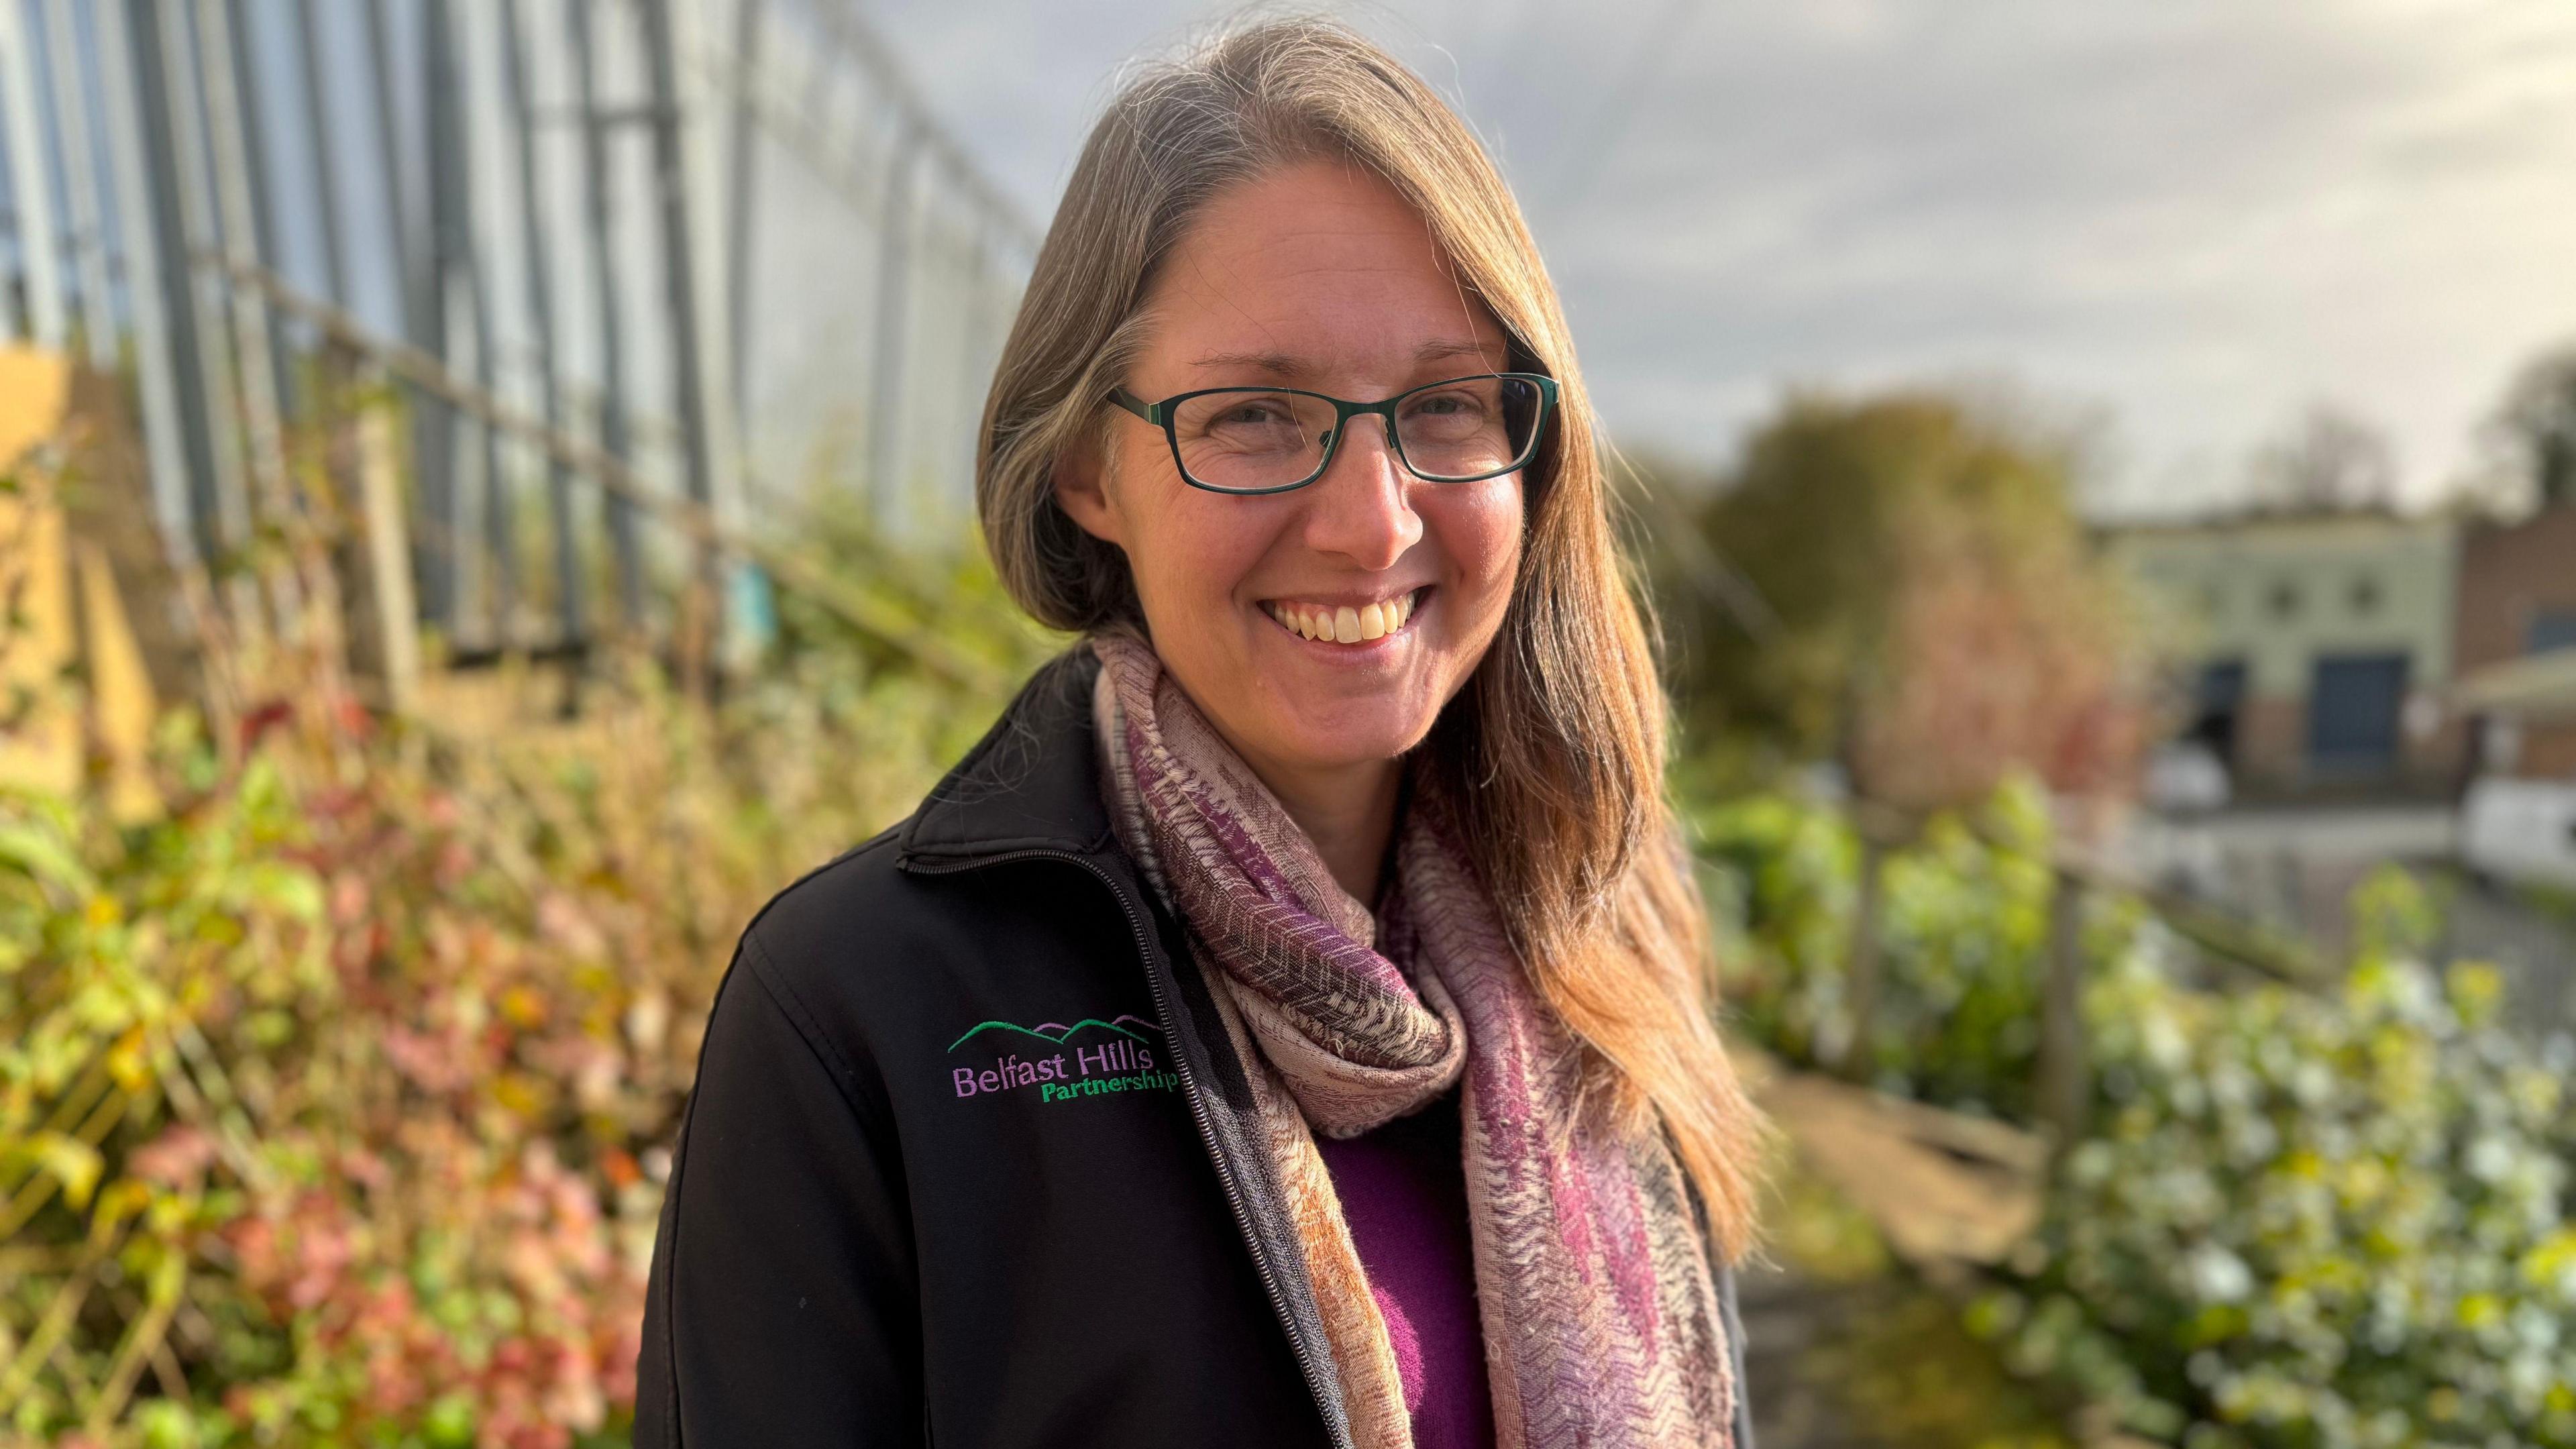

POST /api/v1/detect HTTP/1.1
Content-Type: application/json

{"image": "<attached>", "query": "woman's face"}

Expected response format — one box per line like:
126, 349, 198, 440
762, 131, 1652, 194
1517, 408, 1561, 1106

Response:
1056, 160, 1526, 785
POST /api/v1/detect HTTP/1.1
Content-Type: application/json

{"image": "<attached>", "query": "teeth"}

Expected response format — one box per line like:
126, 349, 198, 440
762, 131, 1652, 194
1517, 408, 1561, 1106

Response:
1267, 590, 1422, 643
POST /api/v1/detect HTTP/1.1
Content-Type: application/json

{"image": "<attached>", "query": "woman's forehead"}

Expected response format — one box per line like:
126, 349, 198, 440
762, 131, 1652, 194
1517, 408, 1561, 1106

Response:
1173, 337, 1507, 387
1140, 163, 1507, 384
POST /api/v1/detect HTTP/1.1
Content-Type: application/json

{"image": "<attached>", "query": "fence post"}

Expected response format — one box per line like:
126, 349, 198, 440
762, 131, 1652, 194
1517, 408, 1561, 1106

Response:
1838, 830, 1888, 1083
354, 395, 421, 716
2036, 863, 2091, 1157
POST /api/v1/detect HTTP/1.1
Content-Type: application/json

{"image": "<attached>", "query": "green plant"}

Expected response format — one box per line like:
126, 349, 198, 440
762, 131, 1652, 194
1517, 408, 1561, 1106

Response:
0, 504, 1045, 1444
1697, 775, 2142, 1120
1699, 778, 2576, 1448
1990, 940, 2576, 1448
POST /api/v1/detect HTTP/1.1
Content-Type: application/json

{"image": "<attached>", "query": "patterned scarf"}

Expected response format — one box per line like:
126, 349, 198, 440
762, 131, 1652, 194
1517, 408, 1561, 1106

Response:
1090, 632, 1737, 1449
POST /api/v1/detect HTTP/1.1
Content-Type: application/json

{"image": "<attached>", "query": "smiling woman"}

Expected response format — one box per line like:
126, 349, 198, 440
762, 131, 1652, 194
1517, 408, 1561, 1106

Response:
637, 18, 1766, 1449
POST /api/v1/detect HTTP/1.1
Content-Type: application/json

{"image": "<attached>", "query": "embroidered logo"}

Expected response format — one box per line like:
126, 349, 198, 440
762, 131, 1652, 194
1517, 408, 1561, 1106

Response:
946, 1014, 1181, 1104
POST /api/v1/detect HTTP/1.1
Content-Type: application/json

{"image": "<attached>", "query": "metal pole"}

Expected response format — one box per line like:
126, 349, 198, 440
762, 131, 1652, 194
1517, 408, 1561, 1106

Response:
362, 0, 412, 313
196, 0, 295, 532
94, 0, 193, 552
435, 0, 512, 647
290, 0, 348, 305
866, 119, 919, 529
667, 0, 754, 664
421, 0, 468, 633
640, 0, 720, 651
571, 0, 642, 630
40, 0, 116, 368
370, 0, 454, 631
724, 0, 763, 416
156, 0, 250, 555
0, 0, 66, 345
219, 0, 293, 419
501, 0, 580, 648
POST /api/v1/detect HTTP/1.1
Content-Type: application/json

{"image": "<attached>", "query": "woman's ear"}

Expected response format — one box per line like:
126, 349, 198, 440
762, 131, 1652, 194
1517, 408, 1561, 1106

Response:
1052, 437, 1125, 547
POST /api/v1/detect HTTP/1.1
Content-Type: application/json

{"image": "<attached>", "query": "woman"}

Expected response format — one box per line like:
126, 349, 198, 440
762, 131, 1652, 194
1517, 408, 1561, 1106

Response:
636, 19, 1766, 1448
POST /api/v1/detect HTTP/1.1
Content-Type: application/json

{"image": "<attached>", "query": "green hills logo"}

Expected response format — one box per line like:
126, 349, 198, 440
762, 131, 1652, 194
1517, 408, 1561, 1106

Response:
947, 1013, 1178, 1104
945, 1013, 1162, 1052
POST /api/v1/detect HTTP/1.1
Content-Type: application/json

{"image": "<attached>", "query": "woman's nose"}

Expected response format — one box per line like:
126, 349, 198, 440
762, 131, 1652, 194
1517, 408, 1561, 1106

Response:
1301, 419, 1424, 571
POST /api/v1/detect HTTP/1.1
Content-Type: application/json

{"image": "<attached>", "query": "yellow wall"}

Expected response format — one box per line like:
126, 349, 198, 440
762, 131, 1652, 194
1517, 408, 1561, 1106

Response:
0, 347, 162, 820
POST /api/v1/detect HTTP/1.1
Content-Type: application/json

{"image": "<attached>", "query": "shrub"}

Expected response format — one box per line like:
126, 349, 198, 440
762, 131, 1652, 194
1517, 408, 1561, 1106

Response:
1991, 896, 2576, 1448
1700, 784, 2576, 1448
1, 571, 1043, 1444
1697, 776, 2146, 1120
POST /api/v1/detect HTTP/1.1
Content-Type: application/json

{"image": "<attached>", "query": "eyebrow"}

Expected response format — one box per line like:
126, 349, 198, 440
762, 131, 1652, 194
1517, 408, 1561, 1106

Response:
1186, 338, 1504, 378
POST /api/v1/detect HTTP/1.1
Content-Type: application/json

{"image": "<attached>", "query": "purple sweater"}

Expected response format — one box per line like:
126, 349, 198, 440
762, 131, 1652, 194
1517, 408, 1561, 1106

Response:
1313, 1090, 1497, 1449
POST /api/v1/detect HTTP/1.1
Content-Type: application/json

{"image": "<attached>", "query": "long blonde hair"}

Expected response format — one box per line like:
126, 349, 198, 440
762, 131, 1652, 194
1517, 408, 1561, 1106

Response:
976, 17, 1767, 1260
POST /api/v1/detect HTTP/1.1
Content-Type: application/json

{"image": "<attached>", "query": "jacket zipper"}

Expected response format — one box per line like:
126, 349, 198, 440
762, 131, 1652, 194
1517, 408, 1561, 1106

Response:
906, 847, 1350, 1449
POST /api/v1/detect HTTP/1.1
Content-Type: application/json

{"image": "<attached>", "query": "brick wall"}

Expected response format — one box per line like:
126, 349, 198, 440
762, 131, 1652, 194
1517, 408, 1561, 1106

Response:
2456, 507, 2576, 780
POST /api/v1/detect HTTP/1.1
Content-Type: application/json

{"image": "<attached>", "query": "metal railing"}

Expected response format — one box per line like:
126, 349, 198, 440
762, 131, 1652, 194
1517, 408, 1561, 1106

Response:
0, 0, 1030, 667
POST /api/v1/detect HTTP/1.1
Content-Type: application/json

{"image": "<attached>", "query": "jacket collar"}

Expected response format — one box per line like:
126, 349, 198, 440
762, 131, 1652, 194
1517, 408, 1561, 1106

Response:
896, 644, 1120, 867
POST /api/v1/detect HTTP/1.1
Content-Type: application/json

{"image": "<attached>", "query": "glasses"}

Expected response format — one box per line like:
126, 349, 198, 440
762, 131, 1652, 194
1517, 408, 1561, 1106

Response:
1109, 372, 1558, 496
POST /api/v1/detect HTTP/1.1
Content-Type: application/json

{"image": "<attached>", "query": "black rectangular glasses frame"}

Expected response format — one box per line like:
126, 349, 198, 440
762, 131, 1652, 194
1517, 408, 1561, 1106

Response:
1108, 372, 1559, 496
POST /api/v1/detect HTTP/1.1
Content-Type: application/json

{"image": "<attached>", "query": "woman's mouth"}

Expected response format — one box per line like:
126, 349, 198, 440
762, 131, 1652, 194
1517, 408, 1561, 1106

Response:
1259, 586, 1427, 645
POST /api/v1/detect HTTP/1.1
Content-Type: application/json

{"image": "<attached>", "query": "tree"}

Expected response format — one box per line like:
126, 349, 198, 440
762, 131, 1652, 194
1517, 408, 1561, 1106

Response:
2486, 341, 2576, 512
1665, 388, 2149, 814
2247, 403, 2396, 515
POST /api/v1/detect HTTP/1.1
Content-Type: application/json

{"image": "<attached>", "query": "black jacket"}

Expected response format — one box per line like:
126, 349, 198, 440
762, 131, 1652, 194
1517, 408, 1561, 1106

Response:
633, 648, 1753, 1447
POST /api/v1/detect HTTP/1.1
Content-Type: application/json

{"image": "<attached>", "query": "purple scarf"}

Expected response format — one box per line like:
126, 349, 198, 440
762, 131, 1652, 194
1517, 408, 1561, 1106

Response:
1091, 632, 1737, 1449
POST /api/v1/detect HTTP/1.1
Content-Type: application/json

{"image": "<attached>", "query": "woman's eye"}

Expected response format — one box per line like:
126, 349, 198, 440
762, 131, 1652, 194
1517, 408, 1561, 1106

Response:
1405, 392, 1484, 421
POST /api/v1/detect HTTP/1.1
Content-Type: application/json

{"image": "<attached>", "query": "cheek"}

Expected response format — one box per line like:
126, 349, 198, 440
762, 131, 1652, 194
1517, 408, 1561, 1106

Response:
1422, 478, 1525, 601
1113, 447, 1281, 613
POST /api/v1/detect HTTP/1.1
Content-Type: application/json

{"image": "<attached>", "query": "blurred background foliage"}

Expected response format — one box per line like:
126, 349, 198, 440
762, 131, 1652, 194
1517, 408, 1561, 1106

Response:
1699, 773, 2576, 1448
0, 425, 1052, 1443
1642, 389, 2155, 815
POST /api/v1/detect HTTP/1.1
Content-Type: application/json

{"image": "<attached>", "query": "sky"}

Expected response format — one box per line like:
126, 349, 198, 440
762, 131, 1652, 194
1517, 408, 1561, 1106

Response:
863, 0, 2576, 515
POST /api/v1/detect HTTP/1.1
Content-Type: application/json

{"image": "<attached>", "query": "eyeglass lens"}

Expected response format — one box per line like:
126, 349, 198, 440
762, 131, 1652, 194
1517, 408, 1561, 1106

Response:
1169, 376, 1543, 492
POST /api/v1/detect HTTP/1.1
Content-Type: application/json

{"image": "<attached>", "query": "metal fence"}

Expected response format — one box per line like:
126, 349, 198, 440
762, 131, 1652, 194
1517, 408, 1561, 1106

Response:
0, 0, 1032, 665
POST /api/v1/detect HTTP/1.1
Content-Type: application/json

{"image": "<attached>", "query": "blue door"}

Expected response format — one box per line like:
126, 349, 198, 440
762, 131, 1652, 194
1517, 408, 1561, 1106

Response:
2308, 653, 2409, 774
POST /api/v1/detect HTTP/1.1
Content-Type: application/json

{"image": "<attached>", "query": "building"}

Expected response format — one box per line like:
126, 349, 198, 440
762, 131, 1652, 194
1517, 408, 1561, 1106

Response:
2104, 510, 2465, 798
2450, 504, 2576, 780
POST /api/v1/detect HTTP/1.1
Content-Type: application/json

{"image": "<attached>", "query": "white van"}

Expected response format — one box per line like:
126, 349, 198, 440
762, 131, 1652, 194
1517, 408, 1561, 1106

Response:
2460, 777, 2576, 889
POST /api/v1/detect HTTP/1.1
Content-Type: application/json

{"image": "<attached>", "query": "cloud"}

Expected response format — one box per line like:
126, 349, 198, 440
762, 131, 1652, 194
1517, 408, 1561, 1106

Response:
867, 0, 2576, 511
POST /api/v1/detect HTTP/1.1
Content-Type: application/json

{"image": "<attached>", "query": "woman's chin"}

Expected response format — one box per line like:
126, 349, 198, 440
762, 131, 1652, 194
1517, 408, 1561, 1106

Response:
1252, 708, 1438, 777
